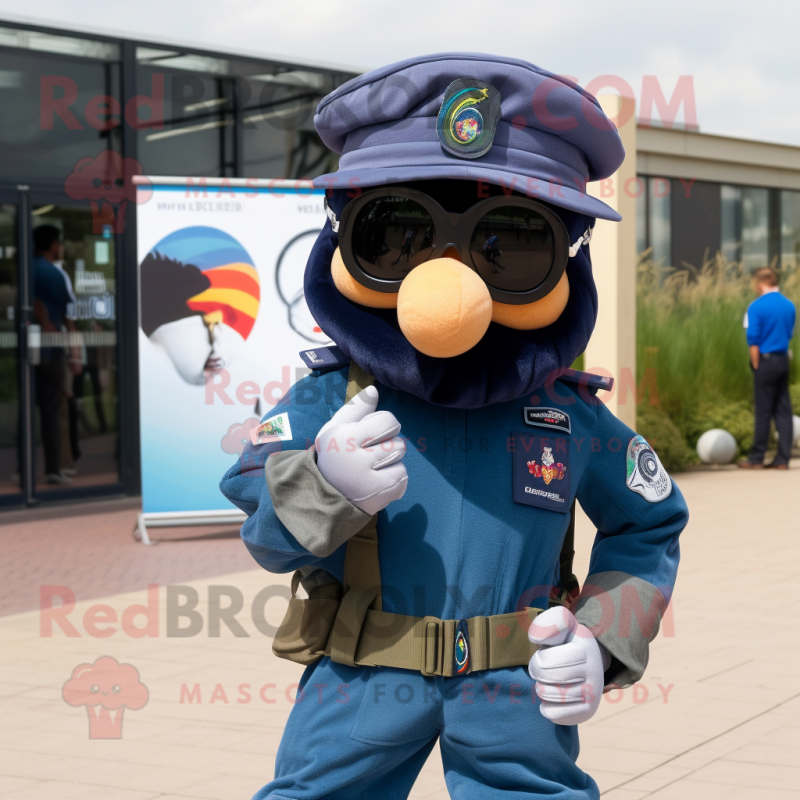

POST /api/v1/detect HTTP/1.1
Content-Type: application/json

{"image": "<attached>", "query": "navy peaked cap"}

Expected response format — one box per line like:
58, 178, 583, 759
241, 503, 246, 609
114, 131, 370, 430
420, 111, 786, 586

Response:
313, 52, 626, 221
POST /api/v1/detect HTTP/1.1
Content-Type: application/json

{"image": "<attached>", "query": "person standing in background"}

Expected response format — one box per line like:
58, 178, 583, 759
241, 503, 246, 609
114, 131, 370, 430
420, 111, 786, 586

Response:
52, 257, 82, 476
739, 267, 796, 470
31, 225, 81, 485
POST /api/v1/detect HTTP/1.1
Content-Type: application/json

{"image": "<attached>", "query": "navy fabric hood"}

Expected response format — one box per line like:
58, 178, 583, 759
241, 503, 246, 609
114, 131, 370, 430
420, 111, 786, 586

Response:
304, 189, 598, 409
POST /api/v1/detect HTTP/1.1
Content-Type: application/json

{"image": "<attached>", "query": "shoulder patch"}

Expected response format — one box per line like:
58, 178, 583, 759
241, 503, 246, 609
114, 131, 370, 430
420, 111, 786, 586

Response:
251, 412, 293, 444
626, 435, 672, 503
559, 369, 614, 395
299, 345, 348, 372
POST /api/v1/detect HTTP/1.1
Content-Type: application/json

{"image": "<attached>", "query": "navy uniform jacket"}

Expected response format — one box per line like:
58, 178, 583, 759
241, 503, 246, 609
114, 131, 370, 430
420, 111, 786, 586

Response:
221, 365, 688, 687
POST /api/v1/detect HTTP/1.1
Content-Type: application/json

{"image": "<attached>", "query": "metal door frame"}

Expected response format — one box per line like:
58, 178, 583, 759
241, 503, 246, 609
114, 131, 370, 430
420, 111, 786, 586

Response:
0, 188, 29, 507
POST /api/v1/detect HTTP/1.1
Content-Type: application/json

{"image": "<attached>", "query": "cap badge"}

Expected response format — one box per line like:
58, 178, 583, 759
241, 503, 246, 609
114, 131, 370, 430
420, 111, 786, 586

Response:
437, 78, 501, 160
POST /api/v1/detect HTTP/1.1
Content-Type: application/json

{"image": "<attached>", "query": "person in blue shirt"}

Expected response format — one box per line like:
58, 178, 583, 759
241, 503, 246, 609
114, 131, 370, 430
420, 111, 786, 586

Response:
740, 266, 796, 469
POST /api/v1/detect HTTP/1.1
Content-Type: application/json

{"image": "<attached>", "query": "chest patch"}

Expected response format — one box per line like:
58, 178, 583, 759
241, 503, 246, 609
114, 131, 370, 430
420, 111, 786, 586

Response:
512, 432, 570, 513
524, 407, 571, 434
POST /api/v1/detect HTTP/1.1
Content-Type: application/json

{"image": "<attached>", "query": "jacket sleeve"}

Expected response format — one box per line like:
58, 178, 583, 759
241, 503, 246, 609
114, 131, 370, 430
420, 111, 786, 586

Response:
574, 401, 688, 688
219, 370, 370, 574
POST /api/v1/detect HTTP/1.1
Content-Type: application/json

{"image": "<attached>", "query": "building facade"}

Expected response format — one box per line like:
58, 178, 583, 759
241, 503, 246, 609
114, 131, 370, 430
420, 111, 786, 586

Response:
1, 19, 798, 509
636, 127, 800, 273
0, 19, 356, 507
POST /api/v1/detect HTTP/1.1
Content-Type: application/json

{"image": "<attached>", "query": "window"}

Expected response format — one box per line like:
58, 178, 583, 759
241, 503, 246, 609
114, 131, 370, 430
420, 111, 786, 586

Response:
741, 187, 769, 271
720, 185, 742, 263
635, 176, 672, 265
648, 177, 671, 265
781, 190, 800, 271
240, 70, 337, 179
0, 27, 121, 182
636, 177, 647, 256
136, 51, 344, 180
137, 49, 236, 177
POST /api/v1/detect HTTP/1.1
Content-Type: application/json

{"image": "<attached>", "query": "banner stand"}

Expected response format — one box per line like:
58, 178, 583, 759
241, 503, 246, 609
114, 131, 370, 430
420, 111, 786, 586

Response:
134, 510, 247, 546
133, 176, 327, 545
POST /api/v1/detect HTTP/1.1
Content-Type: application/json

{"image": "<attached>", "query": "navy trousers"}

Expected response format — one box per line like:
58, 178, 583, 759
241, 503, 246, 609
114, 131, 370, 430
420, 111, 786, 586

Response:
749, 353, 793, 465
253, 658, 598, 800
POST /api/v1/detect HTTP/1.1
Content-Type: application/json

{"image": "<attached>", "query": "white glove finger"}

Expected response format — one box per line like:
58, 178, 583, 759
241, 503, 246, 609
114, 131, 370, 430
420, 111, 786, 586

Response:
321, 385, 379, 434
535, 681, 592, 703
529, 660, 587, 686
539, 701, 592, 726
352, 467, 408, 515
528, 606, 578, 647
356, 411, 402, 448
370, 436, 406, 469
351, 462, 408, 502
531, 641, 588, 674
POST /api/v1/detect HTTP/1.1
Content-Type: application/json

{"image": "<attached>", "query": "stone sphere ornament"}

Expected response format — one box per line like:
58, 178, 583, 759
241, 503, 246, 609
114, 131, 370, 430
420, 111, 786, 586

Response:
697, 429, 738, 465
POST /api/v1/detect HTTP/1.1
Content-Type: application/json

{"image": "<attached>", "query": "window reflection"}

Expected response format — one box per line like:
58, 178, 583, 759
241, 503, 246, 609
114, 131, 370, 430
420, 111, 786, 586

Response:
137, 66, 236, 177
32, 206, 119, 490
781, 190, 800, 270
0, 43, 121, 181
648, 177, 671, 266
240, 70, 336, 179
741, 187, 769, 271
135, 54, 341, 180
721, 185, 742, 263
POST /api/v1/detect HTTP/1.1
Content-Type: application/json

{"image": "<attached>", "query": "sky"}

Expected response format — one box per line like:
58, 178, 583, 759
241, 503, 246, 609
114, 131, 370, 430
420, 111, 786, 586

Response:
2, 0, 798, 146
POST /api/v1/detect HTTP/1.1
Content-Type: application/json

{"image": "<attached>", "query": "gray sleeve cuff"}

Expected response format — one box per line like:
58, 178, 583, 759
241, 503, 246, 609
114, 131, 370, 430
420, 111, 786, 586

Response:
265, 448, 372, 558
574, 570, 668, 688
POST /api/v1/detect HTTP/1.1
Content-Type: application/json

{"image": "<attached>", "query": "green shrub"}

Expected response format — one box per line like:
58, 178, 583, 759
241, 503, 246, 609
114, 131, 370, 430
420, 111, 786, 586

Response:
636, 253, 800, 418
680, 398, 754, 458
790, 383, 800, 415
635, 404, 690, 473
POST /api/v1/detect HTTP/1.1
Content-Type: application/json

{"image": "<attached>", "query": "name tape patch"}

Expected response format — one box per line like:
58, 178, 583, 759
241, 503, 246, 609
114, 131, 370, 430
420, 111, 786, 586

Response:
524, 407, 571, 434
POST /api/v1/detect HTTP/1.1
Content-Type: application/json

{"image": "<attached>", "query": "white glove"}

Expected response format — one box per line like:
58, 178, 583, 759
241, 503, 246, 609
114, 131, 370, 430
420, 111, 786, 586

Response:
527, 606, 611, 726
315, 385, 408, 516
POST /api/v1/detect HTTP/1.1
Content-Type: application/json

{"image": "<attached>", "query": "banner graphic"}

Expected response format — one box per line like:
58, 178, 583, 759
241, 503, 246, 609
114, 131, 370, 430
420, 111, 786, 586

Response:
136, 180, 328, 513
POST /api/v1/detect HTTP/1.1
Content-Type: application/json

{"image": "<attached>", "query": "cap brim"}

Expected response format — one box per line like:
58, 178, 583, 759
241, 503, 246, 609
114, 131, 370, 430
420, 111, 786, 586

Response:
313, 165, 621, 222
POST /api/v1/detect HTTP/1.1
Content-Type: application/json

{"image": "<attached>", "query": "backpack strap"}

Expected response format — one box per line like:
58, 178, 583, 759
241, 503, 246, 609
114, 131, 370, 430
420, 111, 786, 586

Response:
550, 499, 580, 608
329, 362, 382, 666
344, 360, 375, 403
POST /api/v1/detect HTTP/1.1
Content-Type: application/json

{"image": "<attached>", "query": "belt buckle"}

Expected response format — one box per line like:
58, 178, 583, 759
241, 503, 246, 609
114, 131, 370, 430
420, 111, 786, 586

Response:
421, 617, 442, 676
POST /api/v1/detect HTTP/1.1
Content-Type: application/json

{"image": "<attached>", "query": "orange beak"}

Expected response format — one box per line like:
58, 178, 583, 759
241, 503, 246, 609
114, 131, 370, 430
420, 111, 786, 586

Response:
396, 257, 493, 358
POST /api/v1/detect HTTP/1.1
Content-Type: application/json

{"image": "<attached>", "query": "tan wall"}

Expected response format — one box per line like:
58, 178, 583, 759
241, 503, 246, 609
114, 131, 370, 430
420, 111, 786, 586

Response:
637, 126, 800, 190
585, 95, 638, 430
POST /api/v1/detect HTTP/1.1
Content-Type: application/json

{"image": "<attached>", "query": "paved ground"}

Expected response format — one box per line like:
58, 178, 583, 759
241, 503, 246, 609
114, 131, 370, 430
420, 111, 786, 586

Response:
0, 498, 252, 616
1, 463, 798, 799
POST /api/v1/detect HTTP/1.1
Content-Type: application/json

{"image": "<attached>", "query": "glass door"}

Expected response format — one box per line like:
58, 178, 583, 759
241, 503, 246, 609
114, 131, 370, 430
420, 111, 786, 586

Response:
0, 198, 21, 501
28, 198, 121, 495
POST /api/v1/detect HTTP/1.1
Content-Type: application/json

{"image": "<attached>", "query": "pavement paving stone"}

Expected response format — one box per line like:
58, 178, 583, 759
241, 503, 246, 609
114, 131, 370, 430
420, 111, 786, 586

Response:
1, 463, 797, 799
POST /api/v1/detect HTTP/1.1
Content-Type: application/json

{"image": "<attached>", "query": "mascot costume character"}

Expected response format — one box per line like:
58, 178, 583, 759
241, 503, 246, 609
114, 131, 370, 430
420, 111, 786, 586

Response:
222, 53, 688, 800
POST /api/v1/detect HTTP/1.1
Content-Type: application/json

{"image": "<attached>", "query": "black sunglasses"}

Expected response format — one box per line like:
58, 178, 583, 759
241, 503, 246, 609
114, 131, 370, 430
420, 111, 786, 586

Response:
325, 187, 591, 305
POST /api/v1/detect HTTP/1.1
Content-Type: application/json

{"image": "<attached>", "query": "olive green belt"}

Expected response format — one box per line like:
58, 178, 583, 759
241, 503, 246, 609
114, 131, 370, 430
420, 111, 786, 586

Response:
325, 604, 543, 677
